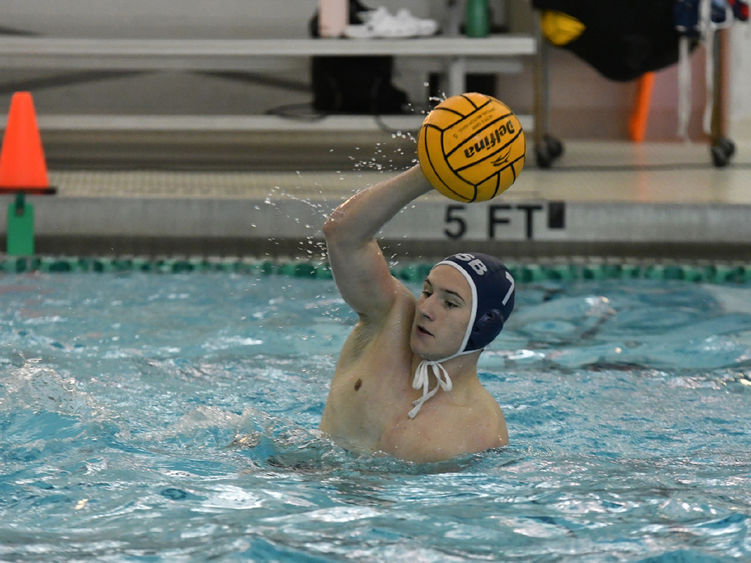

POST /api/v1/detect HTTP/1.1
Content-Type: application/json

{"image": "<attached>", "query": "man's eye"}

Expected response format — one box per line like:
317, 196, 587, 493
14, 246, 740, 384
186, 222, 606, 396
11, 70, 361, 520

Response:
445, 301, 457, 309
422, 290, 432, 297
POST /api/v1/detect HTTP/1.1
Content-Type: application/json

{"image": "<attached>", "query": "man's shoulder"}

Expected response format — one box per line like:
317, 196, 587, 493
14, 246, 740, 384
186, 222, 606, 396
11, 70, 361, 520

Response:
438, 388, 507, 452
466, 392, 508, 448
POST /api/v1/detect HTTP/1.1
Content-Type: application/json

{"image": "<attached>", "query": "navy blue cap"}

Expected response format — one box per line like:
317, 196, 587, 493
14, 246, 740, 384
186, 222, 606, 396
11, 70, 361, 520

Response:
437, 253, 515, 353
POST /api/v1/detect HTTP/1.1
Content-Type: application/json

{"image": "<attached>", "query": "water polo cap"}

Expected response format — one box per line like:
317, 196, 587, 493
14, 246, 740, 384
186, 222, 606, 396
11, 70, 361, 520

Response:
408, 252, 515, 419
438, 252, 515, 354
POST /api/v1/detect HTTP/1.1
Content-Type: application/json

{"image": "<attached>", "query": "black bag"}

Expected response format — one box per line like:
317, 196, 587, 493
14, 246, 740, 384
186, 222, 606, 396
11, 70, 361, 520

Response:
533, 0, 698, 81
309, 1, 409, 113
310, 56, 408, 114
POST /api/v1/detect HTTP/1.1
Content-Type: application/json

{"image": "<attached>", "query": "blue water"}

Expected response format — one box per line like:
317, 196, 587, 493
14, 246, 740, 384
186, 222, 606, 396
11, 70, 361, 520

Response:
1, 271, 749, 561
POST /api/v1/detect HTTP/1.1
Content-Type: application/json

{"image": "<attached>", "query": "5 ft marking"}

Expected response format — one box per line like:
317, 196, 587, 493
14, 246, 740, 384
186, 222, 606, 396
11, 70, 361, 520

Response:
444, 203, 559, 240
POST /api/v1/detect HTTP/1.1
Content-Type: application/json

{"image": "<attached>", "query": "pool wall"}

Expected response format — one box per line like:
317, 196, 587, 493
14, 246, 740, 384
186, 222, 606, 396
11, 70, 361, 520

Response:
0, 141, 749, 260
2, 187, 749, 260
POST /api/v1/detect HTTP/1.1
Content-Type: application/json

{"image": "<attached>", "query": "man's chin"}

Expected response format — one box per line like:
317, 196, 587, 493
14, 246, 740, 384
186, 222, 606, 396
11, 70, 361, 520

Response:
409, 338, 429, 359
410, 334, 450, 361
410, 344, 440, 362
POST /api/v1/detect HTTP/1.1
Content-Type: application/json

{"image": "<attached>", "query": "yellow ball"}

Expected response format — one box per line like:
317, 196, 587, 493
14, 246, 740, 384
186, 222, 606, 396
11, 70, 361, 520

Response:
417, 92, 526, 203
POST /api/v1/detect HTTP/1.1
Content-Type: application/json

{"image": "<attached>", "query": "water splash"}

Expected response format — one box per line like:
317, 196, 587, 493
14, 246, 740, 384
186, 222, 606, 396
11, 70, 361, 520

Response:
0, 357, 103, 420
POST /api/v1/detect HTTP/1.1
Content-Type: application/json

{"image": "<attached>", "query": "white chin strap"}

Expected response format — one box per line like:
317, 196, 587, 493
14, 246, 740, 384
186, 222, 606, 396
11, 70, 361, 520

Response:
408, 346, 479, 419
408, 359, 453, 419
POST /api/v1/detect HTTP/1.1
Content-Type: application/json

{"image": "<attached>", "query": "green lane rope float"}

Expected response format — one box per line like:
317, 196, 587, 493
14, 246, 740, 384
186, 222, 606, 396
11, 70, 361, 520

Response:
0, 256, 749, 284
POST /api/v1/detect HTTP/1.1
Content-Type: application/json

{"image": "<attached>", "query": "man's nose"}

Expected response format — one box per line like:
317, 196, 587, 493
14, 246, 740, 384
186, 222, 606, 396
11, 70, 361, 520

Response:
420, 297, 436, 320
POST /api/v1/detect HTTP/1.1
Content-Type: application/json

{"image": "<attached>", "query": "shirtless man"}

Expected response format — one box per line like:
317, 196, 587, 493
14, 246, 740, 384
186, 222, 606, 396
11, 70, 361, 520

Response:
320, 164, 515, 463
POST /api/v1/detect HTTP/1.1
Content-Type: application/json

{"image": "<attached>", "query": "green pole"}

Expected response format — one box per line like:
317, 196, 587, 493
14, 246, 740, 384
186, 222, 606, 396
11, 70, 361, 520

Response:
7, 192, 35, 256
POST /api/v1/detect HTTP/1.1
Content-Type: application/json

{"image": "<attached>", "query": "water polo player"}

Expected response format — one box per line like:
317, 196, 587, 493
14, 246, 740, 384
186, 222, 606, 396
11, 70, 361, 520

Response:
320, 164, 515, 463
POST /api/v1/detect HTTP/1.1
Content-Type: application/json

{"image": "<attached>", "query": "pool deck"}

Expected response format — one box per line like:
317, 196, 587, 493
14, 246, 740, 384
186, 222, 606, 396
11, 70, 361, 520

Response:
2, 139, 750, 261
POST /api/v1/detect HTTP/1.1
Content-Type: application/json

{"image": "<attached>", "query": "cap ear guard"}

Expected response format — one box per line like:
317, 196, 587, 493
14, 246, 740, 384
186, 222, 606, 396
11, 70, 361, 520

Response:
467, 308, 507, 351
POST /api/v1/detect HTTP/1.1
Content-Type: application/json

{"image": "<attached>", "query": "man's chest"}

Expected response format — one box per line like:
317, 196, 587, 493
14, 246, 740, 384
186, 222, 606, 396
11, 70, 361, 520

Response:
323, 363, 413, 444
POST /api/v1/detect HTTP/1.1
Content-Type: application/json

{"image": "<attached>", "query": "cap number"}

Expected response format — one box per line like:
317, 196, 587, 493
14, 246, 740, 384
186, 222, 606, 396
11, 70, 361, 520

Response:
454, 253, 488, 276
502, 271, 515, 306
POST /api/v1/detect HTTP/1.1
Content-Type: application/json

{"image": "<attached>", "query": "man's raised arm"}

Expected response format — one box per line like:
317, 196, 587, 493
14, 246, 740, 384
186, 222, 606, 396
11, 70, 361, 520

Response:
323, 165, 433, 321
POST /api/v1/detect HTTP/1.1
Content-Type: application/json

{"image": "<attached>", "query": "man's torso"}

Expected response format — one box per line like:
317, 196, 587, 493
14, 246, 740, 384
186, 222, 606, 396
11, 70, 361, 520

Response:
320, 287, 507, 462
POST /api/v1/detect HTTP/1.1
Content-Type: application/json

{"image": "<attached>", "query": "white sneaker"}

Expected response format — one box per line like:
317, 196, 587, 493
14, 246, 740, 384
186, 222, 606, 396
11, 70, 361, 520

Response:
394, 8, 439, 36
355, 7, 383, 24
345, 6, 426, 38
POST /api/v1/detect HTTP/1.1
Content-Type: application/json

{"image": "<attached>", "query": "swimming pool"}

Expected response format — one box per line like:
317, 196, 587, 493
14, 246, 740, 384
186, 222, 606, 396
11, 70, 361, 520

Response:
1, 263, 749, 561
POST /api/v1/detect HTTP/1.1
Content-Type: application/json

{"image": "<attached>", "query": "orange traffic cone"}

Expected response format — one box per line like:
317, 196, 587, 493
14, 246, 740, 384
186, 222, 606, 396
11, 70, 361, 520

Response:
0, 92, 55, 194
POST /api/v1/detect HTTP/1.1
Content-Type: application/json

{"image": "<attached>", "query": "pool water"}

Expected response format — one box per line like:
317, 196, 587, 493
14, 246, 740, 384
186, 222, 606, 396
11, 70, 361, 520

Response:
1, 270, 749, 561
